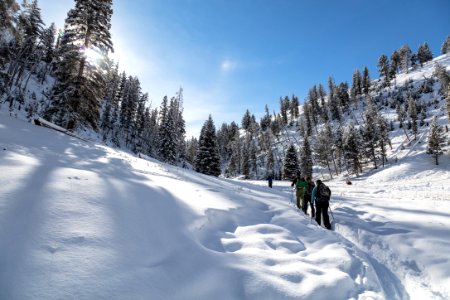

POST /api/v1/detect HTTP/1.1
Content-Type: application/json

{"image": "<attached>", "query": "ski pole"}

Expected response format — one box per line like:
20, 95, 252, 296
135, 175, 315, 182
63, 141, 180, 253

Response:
328, 205, 335, 222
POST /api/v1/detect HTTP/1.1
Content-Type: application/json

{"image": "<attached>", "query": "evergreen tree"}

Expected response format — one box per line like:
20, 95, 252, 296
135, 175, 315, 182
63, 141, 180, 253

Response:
41, 23, 56, 64
46, 0, 113, 130
314, 123, 335, 178
185, 137, 198, 165
362, 66, 371, 95
362, 98, 379, 169
378, 54, 390, 87
303, 102, 313, 136
260, 104, 271, 131
227, 130, 241, 176
195, 115, 221, 176
376, 115, 391, 167
441, 35, 450, 55
158, 96, 178, 164
241, 138, 250, 179
0, 0, 19, 34
299, 137, 313, 177
351, 69, 362, 98
417, 43, 433, 67
434, 63, 450, 105
290, 95, 300, 120
283, 144, 299, 179
280, 96, 290, 125
427, 116, 445, 165
343, 123, 362, 176
266, 147, 275, 176
389, 50, 400, 79
398, 44, 412, 73
241, 109, 252, 131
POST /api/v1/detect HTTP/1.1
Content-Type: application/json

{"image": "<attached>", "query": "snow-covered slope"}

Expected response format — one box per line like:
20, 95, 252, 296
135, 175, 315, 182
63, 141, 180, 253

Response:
1, 86, 450, 300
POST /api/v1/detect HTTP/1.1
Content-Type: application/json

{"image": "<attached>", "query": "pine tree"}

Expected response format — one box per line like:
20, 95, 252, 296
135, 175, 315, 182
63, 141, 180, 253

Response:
441, 35, 450, 55
195, 115, 221, 176
362, 98, 379, 169
46, 0, 113, 130
266, 147, 275, 176
303, 103, 312, 136
398, 44, 412, 73
417, 42, 433, 67
343, 123, 362, 176
299, 137, 313, 177
362, 66, 371, 95
427, 116, 445, 165
434, 63, 450, 104
378, 54, 390, 87
351, 69, 362, 98
227, 130, 241, 176
290, 95, 300, 120
185, 137, 198, 165
0, 0, 19, 34
158, 96, 178, 164
389, 50, 400, 79
241, 109, 252, 131
280, 96, 290, 125
283, 144, 299, 179
260, 104, 271, 131
314, 123, 336, 178
376, 115, 391, 167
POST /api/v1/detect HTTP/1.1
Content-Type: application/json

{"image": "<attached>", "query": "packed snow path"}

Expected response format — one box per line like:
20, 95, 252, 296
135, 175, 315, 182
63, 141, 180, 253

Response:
1, 114, 449, 299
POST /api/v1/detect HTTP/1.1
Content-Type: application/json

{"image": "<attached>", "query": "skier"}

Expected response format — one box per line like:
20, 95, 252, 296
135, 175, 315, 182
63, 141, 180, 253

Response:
311, 179, 331, 229
291, 173, 307, 211
267, 173, 273, 188
305, 176, 315, 217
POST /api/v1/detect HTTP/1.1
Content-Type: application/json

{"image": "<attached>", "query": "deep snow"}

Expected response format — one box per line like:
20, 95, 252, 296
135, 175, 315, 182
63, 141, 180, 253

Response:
1, 108, 449, 299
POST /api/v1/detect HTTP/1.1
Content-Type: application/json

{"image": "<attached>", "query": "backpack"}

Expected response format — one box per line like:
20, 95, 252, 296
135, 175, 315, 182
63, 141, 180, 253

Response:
317, 183, 331, 202
306, 182, 314, 195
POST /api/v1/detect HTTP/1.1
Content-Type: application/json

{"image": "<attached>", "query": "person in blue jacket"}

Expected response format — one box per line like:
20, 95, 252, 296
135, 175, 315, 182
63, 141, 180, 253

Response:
311, 179, 331, 229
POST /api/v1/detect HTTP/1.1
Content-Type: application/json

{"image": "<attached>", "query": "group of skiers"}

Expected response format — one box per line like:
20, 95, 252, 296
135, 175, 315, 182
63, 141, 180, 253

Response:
290, 173, 332, 230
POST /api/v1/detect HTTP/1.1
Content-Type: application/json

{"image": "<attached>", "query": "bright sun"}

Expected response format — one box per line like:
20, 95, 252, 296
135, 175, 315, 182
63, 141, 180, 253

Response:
82, 47, 105, 66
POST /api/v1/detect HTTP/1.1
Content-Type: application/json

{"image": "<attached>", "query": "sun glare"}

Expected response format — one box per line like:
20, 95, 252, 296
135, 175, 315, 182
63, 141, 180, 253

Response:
82, 47, 105, 66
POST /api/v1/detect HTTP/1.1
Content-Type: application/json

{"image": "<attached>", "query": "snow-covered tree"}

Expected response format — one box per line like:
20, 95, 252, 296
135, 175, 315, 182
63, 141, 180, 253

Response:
427, 116, 445, 165
417, 42, 433, 67
314, 123, 335, 178
283, 144, 299, 179
378, 54, 390, 87
398, 44, 412, 73
441, 35, 450, 55
195, 115, 221, 176
343, 123, 362, 176
46, 0, 114, 130
362, 66, 371, 95
299, 136, 313, 177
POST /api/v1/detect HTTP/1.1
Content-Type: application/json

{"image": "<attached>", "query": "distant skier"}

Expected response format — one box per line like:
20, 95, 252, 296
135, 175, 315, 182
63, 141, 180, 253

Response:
291, 172, 307, 211
305, 176, 315, 217
267, 173, 273, 188
311, 179, 331, 229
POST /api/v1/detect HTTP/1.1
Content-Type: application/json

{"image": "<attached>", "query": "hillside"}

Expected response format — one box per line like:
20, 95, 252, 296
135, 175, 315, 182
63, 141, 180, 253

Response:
1, 107, 450, 299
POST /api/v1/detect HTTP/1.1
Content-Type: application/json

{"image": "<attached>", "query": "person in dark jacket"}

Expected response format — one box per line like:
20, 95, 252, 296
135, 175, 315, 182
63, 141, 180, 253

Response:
267, 174, 273, 188
311, 179, 331, 229
305, 176, 315, 217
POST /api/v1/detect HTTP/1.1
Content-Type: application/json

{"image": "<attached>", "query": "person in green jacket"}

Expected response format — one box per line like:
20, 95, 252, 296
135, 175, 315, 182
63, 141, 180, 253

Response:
291, 173, 307, 211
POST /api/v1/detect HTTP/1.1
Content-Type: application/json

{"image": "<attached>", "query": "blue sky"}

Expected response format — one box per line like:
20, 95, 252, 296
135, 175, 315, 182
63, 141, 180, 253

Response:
38, 0, 450, 137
